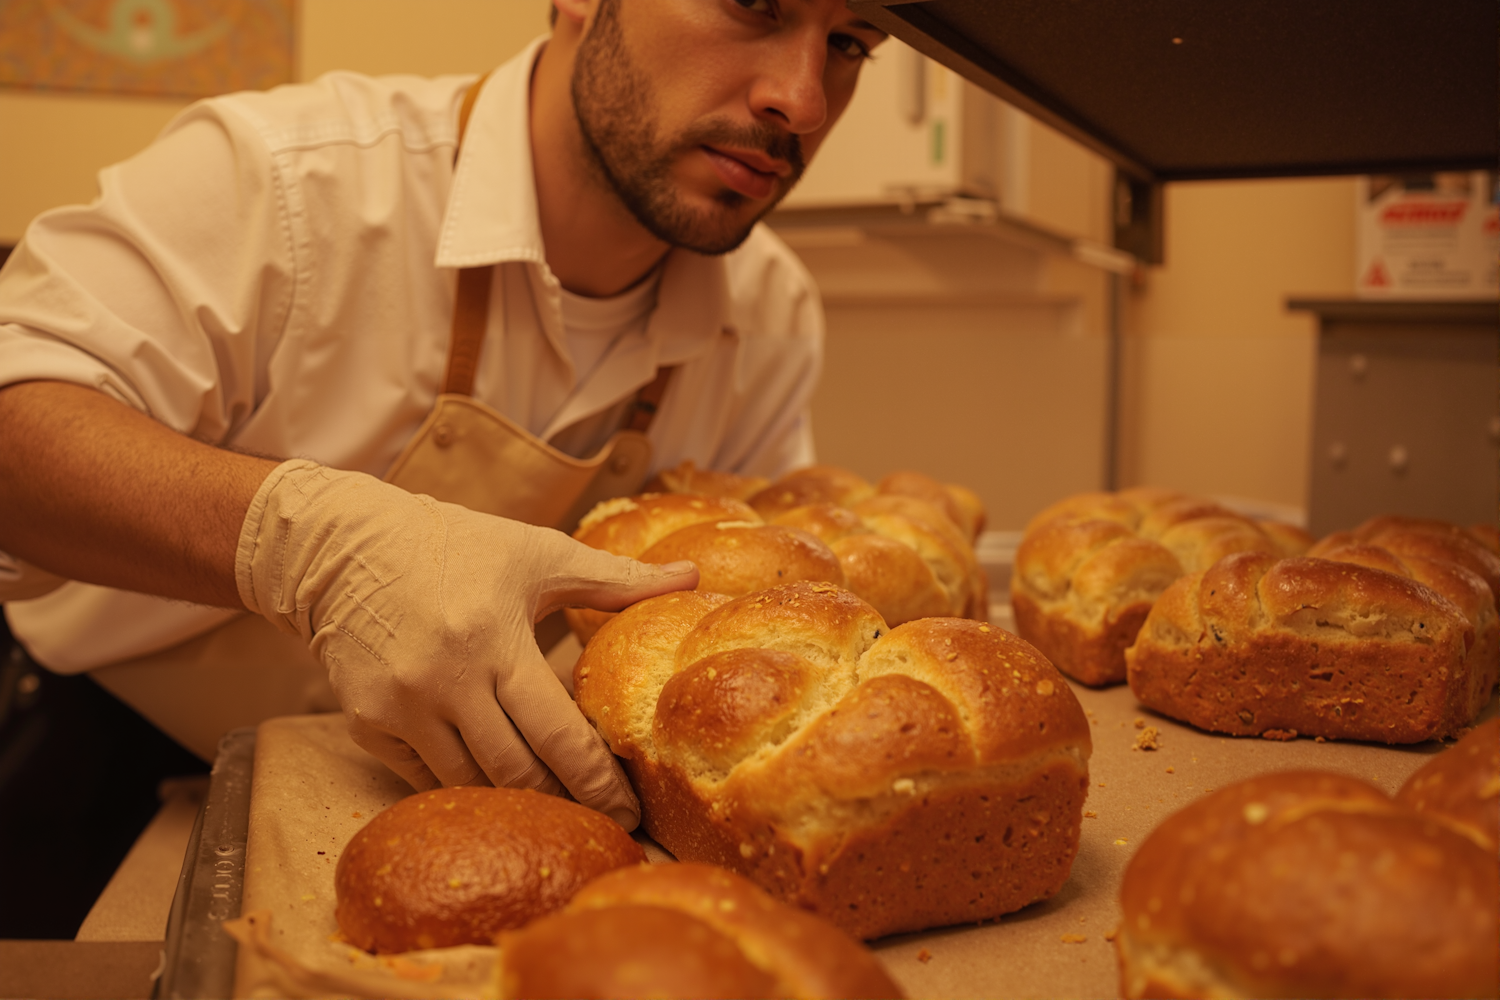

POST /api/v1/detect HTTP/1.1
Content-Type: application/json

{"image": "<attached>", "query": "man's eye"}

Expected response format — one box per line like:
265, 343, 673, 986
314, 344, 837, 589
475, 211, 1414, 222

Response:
829, 33, 873, 60
731, 0, 773, 12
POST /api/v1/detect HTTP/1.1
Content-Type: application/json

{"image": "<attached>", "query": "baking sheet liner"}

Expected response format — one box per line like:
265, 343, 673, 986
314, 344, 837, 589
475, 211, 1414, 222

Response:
232, 686, 1493, 999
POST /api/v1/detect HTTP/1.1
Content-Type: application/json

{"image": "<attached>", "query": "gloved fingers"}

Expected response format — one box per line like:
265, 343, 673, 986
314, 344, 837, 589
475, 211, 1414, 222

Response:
345, 717, 443, 792
450, 689, 567, 797
535, 540, 699, 616
348, 709, 491, 790
497, 644, 641, 830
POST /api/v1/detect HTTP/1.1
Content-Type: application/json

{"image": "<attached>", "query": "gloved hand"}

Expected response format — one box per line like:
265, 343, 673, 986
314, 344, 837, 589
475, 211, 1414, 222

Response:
235, 459, 697, 829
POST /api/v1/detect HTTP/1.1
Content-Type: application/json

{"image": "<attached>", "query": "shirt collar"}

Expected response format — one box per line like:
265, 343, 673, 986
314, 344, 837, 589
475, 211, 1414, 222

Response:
434, 36, 548, 268
434, 34, 733, 373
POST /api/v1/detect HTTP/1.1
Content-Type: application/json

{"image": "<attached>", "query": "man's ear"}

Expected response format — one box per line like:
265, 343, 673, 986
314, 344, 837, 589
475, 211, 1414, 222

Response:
553, 0, 590, 28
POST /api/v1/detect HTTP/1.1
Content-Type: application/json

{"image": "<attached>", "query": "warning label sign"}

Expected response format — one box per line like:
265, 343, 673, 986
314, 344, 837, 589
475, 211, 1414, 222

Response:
1357, 172, 1499, 299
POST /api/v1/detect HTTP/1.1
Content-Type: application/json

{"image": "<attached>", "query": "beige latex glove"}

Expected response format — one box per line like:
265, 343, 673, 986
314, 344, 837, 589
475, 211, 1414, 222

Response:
235, 459, 697, 829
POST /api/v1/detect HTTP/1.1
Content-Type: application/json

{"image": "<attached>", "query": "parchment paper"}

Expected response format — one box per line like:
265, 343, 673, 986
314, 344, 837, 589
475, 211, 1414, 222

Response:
234, 687, 1492, 999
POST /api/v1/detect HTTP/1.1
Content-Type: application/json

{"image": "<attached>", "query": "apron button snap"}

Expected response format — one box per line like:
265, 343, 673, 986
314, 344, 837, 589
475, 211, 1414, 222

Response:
609, 452, 632, 475
433, 424, 454, 447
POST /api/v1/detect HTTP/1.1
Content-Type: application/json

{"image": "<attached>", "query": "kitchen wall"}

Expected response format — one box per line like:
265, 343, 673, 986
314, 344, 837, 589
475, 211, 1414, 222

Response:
0, 0, 551, 243
1121, 177, 1358, 517
0, 5, 1354, 526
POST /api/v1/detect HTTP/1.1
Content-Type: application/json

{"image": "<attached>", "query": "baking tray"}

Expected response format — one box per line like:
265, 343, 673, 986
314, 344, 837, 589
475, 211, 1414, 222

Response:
157, 727, 256, 1000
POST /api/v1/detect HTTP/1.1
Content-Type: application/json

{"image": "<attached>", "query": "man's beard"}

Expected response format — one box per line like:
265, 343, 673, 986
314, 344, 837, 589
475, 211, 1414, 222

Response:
571, 0, 805, 256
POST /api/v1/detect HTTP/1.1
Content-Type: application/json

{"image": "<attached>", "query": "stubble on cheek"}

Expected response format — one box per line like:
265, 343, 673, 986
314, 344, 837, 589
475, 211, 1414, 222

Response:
569, 0, 805, 254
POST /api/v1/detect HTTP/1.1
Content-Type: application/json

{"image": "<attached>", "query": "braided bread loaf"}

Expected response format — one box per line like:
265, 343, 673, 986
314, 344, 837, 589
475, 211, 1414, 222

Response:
568, 475, 987, 643
497, 863, 904, 999
573, 581, 1092, 939
1308, 517, 1499, 709
1125, 552, 1482, 742
1116, 769, 1499, 999
1011, 489, 1313, 687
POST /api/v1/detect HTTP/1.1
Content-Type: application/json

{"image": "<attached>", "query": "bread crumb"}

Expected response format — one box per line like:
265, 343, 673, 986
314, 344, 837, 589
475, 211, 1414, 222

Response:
1165, 766, 1175, 774
1105, 928, 1118, 942
1083, 810, 1098, 818
917, 949, 933, 963
1114, 838, 1128, 845
1133, 717, 1145, 729
1134, 727, 1160, 751
1315, 736, 1325, 743
1261, 728, 1297, 742
1098, 782, 1107, 788
351, 812, 362, 819
1061, 934, 1087, 943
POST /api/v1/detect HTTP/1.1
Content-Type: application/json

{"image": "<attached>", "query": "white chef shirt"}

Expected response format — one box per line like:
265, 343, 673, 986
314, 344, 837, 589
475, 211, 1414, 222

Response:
0, 36, 824, 672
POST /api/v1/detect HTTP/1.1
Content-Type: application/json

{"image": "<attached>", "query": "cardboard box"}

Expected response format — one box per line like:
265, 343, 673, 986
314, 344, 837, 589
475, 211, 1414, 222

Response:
1356, 171, 1500, 299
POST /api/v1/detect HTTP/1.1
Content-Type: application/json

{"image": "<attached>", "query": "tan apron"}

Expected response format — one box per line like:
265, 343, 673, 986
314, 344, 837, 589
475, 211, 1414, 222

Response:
92, 76, 673, 760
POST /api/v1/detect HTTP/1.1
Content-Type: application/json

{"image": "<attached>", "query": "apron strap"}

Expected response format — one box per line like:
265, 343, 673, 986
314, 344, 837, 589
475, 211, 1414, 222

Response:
439, 74, 677, 433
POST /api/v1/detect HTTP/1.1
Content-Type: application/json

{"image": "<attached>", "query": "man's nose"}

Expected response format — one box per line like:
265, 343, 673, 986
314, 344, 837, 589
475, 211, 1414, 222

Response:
749, 33, 829, 135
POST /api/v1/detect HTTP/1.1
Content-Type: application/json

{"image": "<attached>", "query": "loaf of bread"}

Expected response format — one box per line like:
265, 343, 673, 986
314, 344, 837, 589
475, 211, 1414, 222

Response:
1309, 529, 1499, 708
1396, 715, 1499, 851
573, 581, 1092, 939
565, 493, 846, 644
333, 786, 645, 953
650, 461, 987, 545
1115, 770, 1500, 999
497, 862, 905, 999
569, 479, 986, 642
1011, 489, 1312, 686
1125, 552, 1482, 742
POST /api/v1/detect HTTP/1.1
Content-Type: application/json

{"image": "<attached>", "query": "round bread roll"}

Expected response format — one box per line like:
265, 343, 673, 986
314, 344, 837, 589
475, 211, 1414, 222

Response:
1116, 771, 1500, 999
497, 863, 904, 1000
333, 786, 645, 953
1396, 715, 1500, 852
574, 581, 1092, 939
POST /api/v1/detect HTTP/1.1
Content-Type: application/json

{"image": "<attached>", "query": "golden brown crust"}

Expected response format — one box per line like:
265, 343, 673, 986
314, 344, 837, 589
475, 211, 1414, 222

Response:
1310, 538, 1499, 719
942, 481, 987, 541
1256, 520, 1315, 558
1351, 514, 1500, 599
1126, 554, 1480, 743
573, 493, 759, 556
637, 521, 845, 596
332, 787, 644, 953
643, 459, 770, 502
1469, 523, 1500, 556
1396, 715, 1500, 852
1012, 518, 1184, 685
578, 584, 1092, 939
1117, 771, 1500, 1000
747, 465, 875, 518
498, 863, 905, 1000
875, 470, 971, 540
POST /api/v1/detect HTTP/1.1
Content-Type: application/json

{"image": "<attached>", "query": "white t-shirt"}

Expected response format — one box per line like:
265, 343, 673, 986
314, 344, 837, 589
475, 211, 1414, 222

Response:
560, 269, 661, 401
0, 37, 825, 672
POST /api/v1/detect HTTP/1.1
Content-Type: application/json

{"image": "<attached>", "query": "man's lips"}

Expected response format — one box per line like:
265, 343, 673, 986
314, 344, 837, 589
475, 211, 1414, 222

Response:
701, 145, 787, 201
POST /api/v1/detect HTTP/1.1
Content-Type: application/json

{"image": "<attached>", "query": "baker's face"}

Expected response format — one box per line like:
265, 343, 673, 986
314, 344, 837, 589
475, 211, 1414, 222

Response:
572, 0, 884, 255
